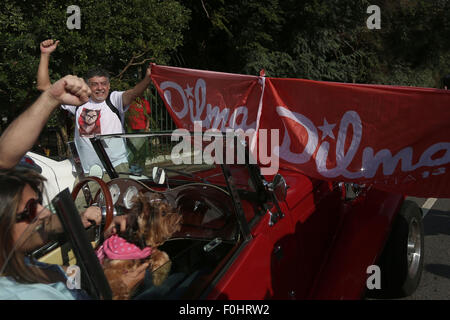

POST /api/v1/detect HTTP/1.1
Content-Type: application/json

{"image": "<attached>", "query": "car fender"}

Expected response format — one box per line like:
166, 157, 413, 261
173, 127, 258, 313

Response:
26, 151, 75, 204
308, 188, 405, 299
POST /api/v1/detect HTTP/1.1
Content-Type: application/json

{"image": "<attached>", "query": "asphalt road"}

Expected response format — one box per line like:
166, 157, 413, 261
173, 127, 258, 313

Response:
401, 197, 450, 300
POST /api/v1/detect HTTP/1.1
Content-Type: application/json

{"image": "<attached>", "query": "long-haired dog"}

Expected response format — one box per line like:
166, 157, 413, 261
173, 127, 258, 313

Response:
99, 192, 182, 300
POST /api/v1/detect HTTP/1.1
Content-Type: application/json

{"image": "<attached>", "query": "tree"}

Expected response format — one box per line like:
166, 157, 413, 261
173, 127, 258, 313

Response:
179, 0, 286, 74
1, 0, 447, 133
178, 0, 449, 87
368, 0, 450, 87
0, 0, 190, 128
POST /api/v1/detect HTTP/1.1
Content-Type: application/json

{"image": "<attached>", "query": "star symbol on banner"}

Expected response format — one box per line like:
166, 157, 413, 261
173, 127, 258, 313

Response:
184, 84, 194, 98
318, 118, 336, 140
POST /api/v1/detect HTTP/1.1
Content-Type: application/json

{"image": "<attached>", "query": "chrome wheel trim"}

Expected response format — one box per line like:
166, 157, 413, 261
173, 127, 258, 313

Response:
407, 217, 422, 278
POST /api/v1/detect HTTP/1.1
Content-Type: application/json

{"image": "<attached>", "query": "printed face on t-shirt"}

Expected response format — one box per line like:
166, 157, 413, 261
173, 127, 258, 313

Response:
79, 108, 101, 136
85, 110, 98, 125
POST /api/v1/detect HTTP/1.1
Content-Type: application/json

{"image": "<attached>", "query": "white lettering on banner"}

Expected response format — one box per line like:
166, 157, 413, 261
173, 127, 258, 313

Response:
161, 81, 189, 119
159, 77, 449, 181
316, 110, 363, 178
160, 79, 256, 131
276, 106, 450, 180
192, 78, 206, 122
171, 122, 279, 175
274, 107, 318, 164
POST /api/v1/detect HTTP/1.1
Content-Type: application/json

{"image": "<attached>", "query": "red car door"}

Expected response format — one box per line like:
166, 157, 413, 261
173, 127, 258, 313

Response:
282, 173, 344, 299
207, 174, 299, 299
208, 170, 342, 299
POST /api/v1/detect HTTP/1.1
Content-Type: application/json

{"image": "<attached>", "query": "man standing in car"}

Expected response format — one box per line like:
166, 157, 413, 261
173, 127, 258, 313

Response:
36, 39, 153, 175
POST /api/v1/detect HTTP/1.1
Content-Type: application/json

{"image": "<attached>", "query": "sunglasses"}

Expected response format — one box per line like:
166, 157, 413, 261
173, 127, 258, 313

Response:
16, 197, 43, 223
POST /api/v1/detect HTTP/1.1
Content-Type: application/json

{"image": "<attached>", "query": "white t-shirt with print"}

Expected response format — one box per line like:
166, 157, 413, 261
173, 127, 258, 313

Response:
61, 91, 129, 173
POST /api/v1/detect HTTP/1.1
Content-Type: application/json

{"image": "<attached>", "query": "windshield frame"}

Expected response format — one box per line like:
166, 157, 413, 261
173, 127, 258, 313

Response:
89, 131, 269, 240
52, 188, 112, 300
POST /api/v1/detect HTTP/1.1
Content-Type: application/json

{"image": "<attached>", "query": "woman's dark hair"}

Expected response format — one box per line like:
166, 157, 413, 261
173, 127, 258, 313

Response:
0, 169, 54, 284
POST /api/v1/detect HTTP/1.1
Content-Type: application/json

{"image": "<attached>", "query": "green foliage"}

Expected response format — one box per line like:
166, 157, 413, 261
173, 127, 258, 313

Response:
0, 0, 448, 128
180, 0, 285, 74
179, 0, 449, 87
368, 0, 450, 87
0, 0, 189, 122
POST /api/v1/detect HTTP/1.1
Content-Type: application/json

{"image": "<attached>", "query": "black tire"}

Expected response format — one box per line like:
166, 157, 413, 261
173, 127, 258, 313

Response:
369, 200, 424, 299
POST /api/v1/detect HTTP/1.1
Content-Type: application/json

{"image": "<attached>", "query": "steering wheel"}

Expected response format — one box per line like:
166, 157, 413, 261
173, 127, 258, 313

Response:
71, 176, 115, 235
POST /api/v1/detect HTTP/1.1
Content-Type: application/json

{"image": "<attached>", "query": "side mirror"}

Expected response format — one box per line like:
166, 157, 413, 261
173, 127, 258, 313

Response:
152, 167, 167, 185
89, 164, 104, 179
265, 174, 288, 227
339, 182, 364, 201
270, 174, 288, 203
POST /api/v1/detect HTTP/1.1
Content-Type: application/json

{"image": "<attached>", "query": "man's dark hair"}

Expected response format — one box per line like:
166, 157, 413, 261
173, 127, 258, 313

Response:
85, 68, 110, 83
443, 74, 450, 89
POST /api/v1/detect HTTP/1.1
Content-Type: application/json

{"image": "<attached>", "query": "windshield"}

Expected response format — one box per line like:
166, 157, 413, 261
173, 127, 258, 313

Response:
87, 132, 260, 242
91, 132, 259, 188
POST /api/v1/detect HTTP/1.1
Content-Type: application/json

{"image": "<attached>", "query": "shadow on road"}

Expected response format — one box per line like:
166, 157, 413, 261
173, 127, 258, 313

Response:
425, 264, 450, 280
423, 209, 450, 236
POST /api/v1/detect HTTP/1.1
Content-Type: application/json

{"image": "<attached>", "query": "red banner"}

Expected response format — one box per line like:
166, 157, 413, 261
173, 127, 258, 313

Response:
151, 64, 450, 197
150, 64, 262, 132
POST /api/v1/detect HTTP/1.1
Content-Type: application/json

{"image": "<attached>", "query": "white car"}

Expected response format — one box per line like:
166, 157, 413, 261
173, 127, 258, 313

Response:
26, 151, 75, 205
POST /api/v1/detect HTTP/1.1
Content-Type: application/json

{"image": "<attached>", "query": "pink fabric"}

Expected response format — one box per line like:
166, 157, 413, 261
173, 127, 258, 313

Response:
96, 234, 152, 264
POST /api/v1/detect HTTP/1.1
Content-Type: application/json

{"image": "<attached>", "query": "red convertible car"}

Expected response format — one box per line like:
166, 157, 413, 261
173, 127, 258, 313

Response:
30, 131, 423, 300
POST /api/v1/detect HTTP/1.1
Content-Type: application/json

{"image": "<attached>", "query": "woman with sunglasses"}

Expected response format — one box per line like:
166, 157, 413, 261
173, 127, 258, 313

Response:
0, 169, 148, 299
0, 169, 81, 299
0, 74, 146, 299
